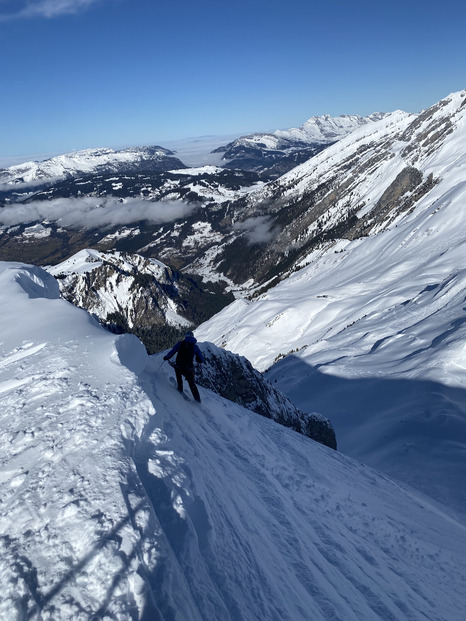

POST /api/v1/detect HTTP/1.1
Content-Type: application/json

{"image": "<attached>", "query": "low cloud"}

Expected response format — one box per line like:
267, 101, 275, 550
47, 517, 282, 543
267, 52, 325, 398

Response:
234, 215, 279, 244
0, 196, 194, 229
0, 0, 104, 21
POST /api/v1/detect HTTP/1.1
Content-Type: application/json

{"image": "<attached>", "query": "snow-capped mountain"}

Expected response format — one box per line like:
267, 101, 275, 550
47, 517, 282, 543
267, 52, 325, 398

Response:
196, 90, 466, 520
275, 112, 389, 143
46, 250, 335, 447
214, 112, 388, 175
48, 249, 233, 352
1, 261, 465, 620
0, 145, 185, 186
195, 91, 465, 288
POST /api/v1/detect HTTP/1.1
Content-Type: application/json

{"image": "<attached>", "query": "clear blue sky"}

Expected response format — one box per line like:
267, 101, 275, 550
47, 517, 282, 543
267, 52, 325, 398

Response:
1, 0, 465, 164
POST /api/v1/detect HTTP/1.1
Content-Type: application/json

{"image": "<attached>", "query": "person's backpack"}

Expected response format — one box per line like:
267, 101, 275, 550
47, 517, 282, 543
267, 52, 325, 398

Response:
176, 340, 195, 369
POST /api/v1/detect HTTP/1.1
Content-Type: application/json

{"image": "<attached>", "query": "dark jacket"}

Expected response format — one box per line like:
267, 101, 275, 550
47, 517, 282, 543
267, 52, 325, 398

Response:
164, 334, 205, 370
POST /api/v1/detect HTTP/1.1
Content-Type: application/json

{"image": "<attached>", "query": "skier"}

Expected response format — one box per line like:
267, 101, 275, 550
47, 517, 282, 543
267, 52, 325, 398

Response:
164, 331, 205, 402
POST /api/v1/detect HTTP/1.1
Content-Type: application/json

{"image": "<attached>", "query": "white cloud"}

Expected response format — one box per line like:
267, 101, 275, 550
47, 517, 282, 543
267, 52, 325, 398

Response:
234, 215, 278, 244
0, 0, 104, 21
0, 196, 195, 229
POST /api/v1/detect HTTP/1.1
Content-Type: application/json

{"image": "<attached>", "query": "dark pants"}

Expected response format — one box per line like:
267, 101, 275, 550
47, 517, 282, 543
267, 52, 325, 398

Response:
175, 367, 201, 402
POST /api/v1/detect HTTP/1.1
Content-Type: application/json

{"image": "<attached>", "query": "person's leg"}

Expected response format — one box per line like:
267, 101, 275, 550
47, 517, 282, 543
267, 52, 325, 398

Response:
175, 368, 183, 392
185, 370, 201, 402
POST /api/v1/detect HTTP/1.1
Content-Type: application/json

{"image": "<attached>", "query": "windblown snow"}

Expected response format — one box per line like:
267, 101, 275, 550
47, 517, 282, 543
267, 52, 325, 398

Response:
1, 262, 466, 620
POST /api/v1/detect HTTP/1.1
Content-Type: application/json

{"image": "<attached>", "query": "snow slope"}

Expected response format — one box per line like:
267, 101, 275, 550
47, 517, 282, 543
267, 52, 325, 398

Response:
1, 261, 466, 620
195, 91, 466, 521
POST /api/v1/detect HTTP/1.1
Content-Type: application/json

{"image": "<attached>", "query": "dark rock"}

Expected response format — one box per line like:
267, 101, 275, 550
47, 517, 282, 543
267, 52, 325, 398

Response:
195, 342, 337, 449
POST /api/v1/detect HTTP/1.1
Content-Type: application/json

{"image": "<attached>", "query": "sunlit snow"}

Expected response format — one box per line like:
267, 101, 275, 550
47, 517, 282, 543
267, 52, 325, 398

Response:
1, 262, 466, 620
196, 91, 466, 521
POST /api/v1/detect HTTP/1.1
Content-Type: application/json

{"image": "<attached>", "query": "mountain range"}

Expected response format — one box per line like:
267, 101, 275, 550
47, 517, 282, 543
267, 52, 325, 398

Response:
1, 90, 466, 618
213, 112, 388, 176
0, 111, 388, 274
0, 145, 186, 186
1, 97, 461, 294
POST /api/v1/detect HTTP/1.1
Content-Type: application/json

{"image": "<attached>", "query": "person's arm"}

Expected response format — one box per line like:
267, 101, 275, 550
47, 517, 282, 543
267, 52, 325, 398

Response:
194, 344, 205, 363
164, 342, 180, 360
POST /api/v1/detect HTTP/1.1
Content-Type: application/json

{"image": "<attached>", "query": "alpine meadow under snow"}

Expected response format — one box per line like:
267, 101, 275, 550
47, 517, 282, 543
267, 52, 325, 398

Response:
1, 90, 466, 620
1, 262, 466, 621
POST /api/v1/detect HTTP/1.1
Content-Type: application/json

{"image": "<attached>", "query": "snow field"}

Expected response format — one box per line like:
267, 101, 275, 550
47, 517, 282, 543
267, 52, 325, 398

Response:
198, 187, 466, 517
0, 264, 155, 619
1, 261, 466, 619
138, 355, 466, 621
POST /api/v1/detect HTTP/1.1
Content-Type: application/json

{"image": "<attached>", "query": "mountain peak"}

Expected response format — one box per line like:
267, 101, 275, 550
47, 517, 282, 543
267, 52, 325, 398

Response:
0, 145, 185, 185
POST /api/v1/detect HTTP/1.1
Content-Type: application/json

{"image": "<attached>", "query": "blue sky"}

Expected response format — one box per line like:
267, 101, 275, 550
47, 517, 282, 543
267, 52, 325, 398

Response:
0, 0, 465, 165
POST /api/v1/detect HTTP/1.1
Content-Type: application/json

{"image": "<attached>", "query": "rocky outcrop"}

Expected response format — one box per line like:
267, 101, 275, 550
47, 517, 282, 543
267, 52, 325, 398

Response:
195, 342, 337, 449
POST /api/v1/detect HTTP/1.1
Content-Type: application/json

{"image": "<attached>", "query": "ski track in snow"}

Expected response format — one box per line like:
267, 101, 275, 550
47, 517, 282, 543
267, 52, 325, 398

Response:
0, 262, 466, 620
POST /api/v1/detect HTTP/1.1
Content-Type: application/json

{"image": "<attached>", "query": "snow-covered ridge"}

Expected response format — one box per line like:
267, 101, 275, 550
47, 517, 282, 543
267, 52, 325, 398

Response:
207, 90, 465, 287
1, 260, 466, 620
270, 90, 466, 203
47, 250, 337, 446
246, 108, 415, 208
0, 145, 185, 185
221, 111, 391, 153
196, 90, 466, 520
283, 112, 389, 142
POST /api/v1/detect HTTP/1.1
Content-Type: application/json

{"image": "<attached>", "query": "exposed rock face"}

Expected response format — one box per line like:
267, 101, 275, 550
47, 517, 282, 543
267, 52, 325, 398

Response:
348, 167, 437, 238
194, 342, 337, 449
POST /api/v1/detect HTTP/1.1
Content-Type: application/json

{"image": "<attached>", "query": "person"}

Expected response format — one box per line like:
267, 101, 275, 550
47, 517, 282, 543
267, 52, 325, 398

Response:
164, 331, 205, 402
